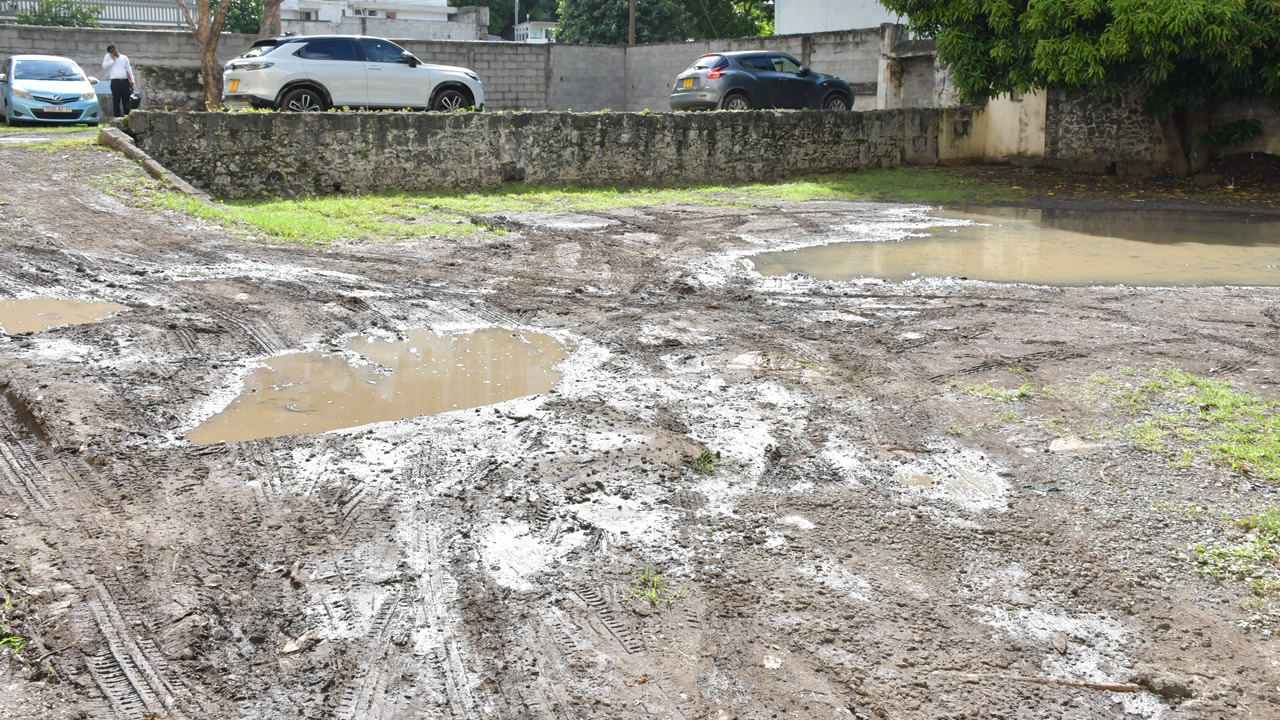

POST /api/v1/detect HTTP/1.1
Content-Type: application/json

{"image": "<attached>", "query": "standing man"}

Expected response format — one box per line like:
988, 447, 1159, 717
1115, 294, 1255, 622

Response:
101, 45, 134, 118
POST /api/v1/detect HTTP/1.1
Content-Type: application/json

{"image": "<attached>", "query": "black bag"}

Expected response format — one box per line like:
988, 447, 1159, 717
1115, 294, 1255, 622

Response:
128, 91, 141, 110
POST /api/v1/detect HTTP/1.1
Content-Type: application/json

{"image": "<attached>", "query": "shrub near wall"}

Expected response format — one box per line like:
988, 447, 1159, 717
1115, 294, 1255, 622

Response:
124, 109, 940, 199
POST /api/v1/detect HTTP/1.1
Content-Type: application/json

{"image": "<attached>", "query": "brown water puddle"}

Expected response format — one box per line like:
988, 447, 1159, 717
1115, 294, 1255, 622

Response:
0, 297, 128, 334
188, 328, 568, 444
751, 207, 1280, 286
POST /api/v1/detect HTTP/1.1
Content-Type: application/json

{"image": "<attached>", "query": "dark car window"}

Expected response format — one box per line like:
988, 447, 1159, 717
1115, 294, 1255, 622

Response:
770, 55, 803, 74
689, 55, 726, 71
741, 56, 773, 72
297, 39, 359, 61
359, 38, 406, 64
241, 39, 286, 58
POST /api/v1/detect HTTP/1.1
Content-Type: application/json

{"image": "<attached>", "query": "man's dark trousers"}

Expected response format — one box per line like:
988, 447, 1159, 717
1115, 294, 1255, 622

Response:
110, 78, 130, 117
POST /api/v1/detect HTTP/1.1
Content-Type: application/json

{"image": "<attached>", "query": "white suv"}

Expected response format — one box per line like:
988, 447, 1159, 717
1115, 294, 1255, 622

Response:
221, 35, 484, 112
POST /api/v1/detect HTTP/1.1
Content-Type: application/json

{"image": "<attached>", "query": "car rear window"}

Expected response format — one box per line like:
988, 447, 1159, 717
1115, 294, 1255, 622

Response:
297, 39, 359, 61
689, 55, 727, 71
242, 40, 286, 58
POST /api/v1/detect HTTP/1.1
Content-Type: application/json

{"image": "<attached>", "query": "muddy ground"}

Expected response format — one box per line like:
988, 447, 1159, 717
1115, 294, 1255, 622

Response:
1, 138, 1279, 720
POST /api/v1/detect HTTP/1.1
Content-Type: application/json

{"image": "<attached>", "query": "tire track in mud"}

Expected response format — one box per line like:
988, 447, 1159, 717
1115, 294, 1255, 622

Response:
84, 572, 197, 719
0, 386, 221, 718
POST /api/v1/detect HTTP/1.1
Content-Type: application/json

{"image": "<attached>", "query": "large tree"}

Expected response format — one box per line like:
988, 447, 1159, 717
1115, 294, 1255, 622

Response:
175, 0, 233, 109
556, 0, 694, 44
877, 0, 1280, 177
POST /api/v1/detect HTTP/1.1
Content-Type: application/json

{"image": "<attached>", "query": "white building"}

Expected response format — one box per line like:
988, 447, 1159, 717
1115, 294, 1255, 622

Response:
773, 0, 901, 35
279, 0, 488, 40
513, 20, 557, 43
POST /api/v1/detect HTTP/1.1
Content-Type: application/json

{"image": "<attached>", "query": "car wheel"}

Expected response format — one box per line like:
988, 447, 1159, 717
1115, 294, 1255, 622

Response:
431, 88, 469, 112
823, 94, 850, 111
281, 88, 326, 112
720, 93, 751, 111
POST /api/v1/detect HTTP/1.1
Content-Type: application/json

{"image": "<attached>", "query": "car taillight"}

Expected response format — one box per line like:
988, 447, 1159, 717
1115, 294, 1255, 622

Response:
707, 67, 723, 79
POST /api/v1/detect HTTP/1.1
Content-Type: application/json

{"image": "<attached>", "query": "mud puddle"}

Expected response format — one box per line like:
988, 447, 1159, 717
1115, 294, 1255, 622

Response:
0, 297, 127, 334
187, 327, 568, 443
750, 207, 1280, 286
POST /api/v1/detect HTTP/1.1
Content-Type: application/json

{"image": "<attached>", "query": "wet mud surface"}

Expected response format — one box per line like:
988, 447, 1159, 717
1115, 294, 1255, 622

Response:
1, 145, 1279, 719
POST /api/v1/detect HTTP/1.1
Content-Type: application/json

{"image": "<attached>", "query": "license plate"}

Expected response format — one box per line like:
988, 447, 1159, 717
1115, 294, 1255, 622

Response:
682, 78, 693, 88
43, 106, 74, 113
229, 79, 239, 92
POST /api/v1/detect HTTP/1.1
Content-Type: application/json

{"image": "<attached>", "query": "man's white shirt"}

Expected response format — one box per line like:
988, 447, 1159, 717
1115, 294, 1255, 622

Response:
102, 53, 133, 82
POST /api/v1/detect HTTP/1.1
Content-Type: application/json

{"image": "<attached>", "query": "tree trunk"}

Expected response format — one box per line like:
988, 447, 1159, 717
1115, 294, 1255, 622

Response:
259, 0, 283, 37
1156, 103, 1216, 179
176, 0, 232, 109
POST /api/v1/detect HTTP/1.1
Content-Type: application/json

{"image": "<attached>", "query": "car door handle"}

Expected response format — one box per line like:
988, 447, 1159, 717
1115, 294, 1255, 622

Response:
367, 66, 382, 71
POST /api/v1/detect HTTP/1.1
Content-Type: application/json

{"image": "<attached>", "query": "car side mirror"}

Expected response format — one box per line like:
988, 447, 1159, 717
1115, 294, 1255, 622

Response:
0, 73, 6, 83
87, 76, 98, 84
798, 66, 811, 77
401, 51, 419, 68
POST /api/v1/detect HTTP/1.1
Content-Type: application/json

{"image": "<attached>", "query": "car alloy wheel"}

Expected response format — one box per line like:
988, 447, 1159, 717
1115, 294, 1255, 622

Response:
721, 93, 751, 111
282, 88, 325, 112
823, 95, 850, 111
432, 89, 468, 112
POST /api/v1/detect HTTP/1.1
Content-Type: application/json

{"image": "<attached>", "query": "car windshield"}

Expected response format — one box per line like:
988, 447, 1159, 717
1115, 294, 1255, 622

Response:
13, 60, 85, 81
689, 56, 725, 71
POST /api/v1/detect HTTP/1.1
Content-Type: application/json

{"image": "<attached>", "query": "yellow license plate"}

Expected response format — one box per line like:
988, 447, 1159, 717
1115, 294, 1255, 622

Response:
682, 78, 693, 88
229, 79, 239, 92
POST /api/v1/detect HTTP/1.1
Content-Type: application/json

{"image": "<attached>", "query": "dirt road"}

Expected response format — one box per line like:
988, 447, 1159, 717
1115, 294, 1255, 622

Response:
1, 142, 1278, 719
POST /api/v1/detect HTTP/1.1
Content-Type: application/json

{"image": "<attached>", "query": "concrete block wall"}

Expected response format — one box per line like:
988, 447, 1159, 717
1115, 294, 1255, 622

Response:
548, 44, 626, 111
124, 108, 938, 198
398, 40, 552, 110
625, 28, 881, 112
2, 25, 888, 113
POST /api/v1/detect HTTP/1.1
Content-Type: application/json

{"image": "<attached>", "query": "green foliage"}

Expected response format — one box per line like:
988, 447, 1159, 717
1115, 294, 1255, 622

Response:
960, 381, 1034, 402
627, 565, 688, 607
1193, 506, 1280, 628
877, 0, 1280, 117
15, 0, 100, 27
556, 0, 694, 44
555, 0, 770, 43
223, 0, 263, 35
1198, 118, 1263, 149
690, 450, 723, 475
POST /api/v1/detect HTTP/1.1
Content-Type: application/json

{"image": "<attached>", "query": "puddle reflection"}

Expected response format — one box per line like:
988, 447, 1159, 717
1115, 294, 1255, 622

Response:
187, 328, 568, 444
0, 297, 128, 334
751, 207, 1280, 286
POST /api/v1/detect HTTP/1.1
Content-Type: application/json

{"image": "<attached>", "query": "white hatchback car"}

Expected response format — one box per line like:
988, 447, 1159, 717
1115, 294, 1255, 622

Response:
222, 35, 484, 112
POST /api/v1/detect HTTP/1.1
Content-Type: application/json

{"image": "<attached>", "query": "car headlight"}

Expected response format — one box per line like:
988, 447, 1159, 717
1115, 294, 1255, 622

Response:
81, 90, 96, 100
235, 61, 274, 71
11, 87, 31, 99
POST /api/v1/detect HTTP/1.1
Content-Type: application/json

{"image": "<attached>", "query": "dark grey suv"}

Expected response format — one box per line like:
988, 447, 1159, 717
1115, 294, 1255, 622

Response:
669, 51, 853, 111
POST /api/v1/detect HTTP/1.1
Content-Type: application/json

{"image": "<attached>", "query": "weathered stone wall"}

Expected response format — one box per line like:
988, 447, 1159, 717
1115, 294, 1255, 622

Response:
1043, 89, 1166, 175
124, 109, 940, 198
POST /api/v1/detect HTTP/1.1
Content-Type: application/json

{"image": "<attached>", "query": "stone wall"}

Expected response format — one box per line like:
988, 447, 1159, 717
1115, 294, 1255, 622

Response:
1043, 89, 1166, 176
124, 108, 940, 198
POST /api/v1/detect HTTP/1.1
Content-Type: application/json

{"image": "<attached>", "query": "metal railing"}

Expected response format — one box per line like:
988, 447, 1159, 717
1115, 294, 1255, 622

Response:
0, 0, 186, 27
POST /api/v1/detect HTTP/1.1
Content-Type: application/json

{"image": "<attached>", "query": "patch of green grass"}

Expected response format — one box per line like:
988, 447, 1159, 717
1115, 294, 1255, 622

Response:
1193, 506, 1280, 628
0, 123, 95, 135
690, 449, 723, 476
101, 166, 1030, 244
23, 136, 96, 152
960, 381, 1034, 402
626, 565, 688, 608
0, 593, 30, 663
774, 352, 825, 373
